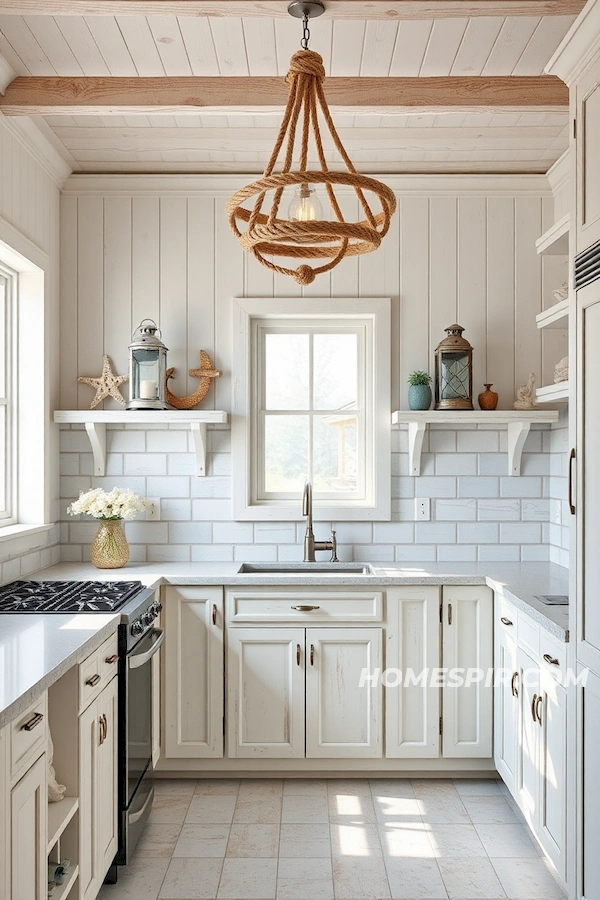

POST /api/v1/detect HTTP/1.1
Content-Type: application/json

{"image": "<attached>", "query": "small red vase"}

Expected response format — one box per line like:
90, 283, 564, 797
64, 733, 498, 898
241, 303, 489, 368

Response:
478, 384, 499, 410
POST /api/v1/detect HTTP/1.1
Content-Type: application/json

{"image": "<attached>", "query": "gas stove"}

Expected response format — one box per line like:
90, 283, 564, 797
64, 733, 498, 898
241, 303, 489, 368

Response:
0, 580, 146, 613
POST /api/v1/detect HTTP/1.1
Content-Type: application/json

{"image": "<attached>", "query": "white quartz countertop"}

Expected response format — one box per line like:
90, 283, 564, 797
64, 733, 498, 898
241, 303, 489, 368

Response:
26, 560, 570, 638
0, 613, 119, 729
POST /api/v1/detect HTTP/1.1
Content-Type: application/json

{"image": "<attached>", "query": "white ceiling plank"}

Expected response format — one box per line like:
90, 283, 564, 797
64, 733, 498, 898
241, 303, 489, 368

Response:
420, 17, 469, 75
0, 28, 30, 75
146, 15, 191, 75
53, 16, 110, 75
389, 19, 433, 76
331, 20, 366, 76
123, 114, 152, 126
0, 16, 56, 74
450, 16, 504, 74
432, 112, 467, 125
273, 16, 298, 75
116, 15, 166, 76
360, 20, 399, 76
25, 15, 83, 75
72, 114, 106, 125
209, 16, 248, 75
83, 16, 137, 75
511, 15, 575, 74
242, 16, 276, 76
172, 113, 204, 126
177, 17, 219, 75
481, 16, 540, 74
44, 113, 75, 124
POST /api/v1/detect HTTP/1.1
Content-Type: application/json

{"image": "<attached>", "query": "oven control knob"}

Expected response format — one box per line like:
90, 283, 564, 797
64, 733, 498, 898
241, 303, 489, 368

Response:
142, 610, 155, 626
154, 601, 163, 615
131, 619, 144, 636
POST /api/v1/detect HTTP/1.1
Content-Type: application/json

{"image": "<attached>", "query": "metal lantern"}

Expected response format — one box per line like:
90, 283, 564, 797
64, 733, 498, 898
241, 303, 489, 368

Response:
127, 319, 169, 411
434, 324, 473, 410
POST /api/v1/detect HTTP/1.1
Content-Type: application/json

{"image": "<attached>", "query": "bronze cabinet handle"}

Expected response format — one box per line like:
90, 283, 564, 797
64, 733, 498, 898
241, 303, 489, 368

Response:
531, 694, 538, 722
511, 671, 519, 698
85, 673, 101, 687
291, 605, 320, 611
310, 644, 315, 666
99, 716, 105, 746
102, 713, 108, 739
104, 654, 118, 665
212, 604, 217, 626
448, 603, 452, 626
543, 653, 560, 666
21, 712, 44, 732
536, 695, 543, 725
500, 617, 513, 627
296, 644, 301, 666
569, 448, 576, 515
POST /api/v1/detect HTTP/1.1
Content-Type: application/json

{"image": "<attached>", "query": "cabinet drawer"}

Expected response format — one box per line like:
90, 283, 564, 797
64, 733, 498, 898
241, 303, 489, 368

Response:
79, 631, 119, 712
226, 589, 383, 624
539, 631, 567, 681
517, 613, 540, 659
10, 692, 48, 782
497, 596, 518, 638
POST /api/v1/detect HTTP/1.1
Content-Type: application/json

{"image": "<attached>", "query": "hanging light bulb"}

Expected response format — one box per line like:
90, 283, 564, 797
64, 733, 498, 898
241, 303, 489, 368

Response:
288, 183, 323, 222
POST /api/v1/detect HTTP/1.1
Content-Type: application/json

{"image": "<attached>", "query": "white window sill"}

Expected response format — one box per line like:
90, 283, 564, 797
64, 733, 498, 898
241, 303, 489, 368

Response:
0, 523, 54, 544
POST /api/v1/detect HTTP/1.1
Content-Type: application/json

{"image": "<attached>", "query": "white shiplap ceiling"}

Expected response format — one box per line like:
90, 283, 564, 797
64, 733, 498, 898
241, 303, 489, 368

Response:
0, 13, 575, 173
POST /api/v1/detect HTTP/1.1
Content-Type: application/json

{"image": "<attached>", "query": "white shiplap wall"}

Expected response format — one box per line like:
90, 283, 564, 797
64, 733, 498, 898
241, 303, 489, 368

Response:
0, 117, 62, 582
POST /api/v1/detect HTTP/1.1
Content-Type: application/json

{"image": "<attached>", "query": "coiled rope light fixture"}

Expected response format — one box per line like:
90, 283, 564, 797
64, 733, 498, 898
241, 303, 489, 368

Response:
226, 0, 397, 286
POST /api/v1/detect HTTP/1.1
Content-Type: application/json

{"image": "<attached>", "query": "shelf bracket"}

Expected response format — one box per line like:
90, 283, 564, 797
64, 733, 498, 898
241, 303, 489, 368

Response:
190, 422, 208, 477
507, 421, 531, 476
408, 421, 427, 477
84, 422, 106, 477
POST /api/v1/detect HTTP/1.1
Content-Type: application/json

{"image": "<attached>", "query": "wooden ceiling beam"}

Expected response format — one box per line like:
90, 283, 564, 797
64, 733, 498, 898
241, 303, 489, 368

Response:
0, 75, 569, 115
0, 0, 585, 15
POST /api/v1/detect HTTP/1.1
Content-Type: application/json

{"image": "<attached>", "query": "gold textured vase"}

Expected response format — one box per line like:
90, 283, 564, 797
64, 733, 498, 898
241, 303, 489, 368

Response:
90, 519, 129, 569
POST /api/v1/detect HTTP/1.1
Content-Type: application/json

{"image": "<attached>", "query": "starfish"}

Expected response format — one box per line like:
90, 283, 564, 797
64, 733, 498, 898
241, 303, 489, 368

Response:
78, 355, 128, 408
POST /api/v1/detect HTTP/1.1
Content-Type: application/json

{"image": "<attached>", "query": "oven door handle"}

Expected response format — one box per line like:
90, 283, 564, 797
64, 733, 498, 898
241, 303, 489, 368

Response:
129, 784, 155, 824
128, 629, 164, 669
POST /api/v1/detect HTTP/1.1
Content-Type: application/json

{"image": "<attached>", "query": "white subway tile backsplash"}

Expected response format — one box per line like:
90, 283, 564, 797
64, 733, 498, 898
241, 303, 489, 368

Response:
167, 453, 197, 476
499, 522, 541, 544
500, 477, 542, 498
233, 544, 278, 561
458, 477, 499, 498
124, 454, 167, 476
391, 477, 415, 498
148, 544, 191, 562
160, 499, 193, 521
435, 499, 477, 521
190, 476, 232, 499
395, 545, 436, 562
477, 499, 520, 521
126, 521, 169, 543
372, 522, 415, 542
192, 499, 232, 520
192, 545, 234, 562
478, 545, 521, 562
169, 522, 212, 544
457, 431, 499, 453
107, 430, 146, 453
416, 477, 456, 498
146, 430, 188, 453
147, 476, 191, 498
521, 499, 550, 521
60, 454, 79, 476
522, 544, 550, 561
415, 522, 456, 543
354, 544, 395, 561
214, 522, 254, 543
435, 454, 477, 476
458, 523, 498, 544
254, 523, 297, 543
477, 454, 507, 476
438, 545, 478, 562
522, 454, 552, 476
429, 431, 457, 453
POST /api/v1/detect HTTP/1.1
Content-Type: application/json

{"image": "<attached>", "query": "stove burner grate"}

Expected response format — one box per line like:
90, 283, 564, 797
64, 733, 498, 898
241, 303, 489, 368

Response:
0, 580, 144, 613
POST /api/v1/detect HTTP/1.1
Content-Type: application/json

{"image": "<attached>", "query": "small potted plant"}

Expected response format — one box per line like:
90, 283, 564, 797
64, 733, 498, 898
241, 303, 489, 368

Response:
67, 487, 147, 569
407, 371, 432, 410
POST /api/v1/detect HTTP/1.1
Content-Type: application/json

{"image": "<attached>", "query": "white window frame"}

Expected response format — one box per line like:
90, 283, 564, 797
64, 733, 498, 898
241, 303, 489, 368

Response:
0, 264, 17, 524
232, 297, 391, 522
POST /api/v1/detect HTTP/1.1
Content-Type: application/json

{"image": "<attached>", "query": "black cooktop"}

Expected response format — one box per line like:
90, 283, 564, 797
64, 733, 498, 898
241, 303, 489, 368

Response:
0, 580, 144, 613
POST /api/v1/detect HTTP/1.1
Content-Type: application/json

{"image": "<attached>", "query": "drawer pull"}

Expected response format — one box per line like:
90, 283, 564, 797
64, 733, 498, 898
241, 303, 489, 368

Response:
102, 713, 108, 740
536, 695, 543, 726
500, 617, 513, 627
21, 712, 44, 732
569, 448, 576, 516
212, 604, 217, 626
99, 716, 104, 746
104, 654, 118, 665
85, 674, 101, 687
511, 671, 519, 698
296, 644, 301, 666
291, 605, 320, 612
531, 694, 538, 722
310, 644, 315, 666
448, 603, 452, 626
543, 653, 560, 666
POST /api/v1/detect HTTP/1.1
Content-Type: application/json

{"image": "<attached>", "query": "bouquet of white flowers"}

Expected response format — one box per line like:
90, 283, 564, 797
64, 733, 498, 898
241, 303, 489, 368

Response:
67, 487, 147, 521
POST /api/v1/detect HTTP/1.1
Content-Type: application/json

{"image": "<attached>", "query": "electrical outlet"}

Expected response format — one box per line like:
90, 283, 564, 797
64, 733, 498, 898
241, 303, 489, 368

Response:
415, 498, 431, 521
553, 499, 562, 526
146, 498, 161, 521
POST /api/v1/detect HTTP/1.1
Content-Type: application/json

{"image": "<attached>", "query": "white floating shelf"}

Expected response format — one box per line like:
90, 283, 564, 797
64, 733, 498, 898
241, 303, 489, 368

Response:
391, 410, 559, 477
535, 382, 569, 404
50, 864, 79, 900
536, 298, 569, 329
47, 796, 78, 853
535, 214, 570, 256
53, 410, 229, 477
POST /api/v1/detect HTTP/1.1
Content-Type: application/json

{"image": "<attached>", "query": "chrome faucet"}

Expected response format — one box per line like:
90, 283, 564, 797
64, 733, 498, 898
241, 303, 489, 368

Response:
302, 481, 338, 563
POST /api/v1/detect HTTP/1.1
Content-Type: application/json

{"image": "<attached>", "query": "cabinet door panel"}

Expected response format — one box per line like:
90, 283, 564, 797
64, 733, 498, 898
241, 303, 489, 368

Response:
538, 671, 566, 879
577, 62, 600, 252
164, 586, 224, 758
228, 628, 305, 758
97, 676, 119, 878
386, 587, 440, 758
580, 667, 600, 900
306, 628, 382, 759
442, 586, 493, 758
11, 753, 47, 900
79, 697, 99, 900
517, 648, 540, 830
494, 626, 519, 797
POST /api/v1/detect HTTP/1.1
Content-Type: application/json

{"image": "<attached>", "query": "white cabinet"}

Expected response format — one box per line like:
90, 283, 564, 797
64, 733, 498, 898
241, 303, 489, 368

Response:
79, 675, 118, 900
0, 726, 8, 900
517, 647, 541, 827
10, 753, 47, 900
386, 587, 440, 758
576, 55, 600, 253
227, 626, 383, 760
494, 625, 519, 795
580, 666, 600, 900
163, 586, 224, 759
538, 668, 567, 876
442, 586, 493, 759
305, 628, 382, 759
227, 628, 305, 759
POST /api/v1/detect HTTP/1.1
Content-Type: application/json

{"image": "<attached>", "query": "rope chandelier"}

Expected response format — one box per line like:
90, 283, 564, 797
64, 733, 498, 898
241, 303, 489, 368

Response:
226, 0, 397, 286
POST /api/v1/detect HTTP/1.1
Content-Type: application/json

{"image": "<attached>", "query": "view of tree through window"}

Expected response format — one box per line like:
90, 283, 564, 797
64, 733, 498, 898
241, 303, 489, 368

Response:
258, 326, 362, 498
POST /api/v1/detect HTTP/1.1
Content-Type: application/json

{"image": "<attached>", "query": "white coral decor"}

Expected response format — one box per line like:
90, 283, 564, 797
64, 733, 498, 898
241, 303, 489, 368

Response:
67, 487, 146, 521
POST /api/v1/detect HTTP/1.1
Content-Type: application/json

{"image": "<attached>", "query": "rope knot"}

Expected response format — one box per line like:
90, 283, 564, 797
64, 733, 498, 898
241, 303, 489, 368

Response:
294, 264, 316, 285
286, 49, 325, 84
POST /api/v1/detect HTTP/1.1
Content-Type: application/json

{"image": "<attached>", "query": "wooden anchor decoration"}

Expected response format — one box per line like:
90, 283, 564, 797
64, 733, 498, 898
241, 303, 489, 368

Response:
165, 350, 221, 409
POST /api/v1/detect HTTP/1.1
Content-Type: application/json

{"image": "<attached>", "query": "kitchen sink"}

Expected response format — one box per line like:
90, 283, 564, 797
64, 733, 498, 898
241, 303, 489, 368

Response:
237, 563, 375, 575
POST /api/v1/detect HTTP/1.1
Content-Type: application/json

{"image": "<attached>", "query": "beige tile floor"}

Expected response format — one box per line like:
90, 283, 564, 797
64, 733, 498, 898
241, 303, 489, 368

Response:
97, 778, 567, 900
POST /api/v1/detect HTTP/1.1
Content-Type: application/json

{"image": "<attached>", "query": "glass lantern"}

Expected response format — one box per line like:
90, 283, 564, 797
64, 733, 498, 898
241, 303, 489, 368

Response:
127, 319, 169, 411
434, 324, 473, 410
